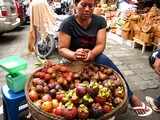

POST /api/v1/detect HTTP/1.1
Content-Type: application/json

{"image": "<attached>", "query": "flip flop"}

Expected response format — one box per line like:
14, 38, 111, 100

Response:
128, 102, 152, 117
145, 96, 160, 112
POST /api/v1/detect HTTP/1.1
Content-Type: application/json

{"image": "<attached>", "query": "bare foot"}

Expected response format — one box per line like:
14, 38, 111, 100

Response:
129, 94, 150, 115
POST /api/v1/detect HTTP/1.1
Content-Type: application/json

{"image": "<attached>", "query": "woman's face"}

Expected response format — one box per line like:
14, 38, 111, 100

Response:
76, 0, 95, 20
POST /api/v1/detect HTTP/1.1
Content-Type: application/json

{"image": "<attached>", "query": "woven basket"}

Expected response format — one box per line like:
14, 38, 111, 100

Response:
153, 36, 159, 45
121, 31, 129, 40
25, 61, 128, 120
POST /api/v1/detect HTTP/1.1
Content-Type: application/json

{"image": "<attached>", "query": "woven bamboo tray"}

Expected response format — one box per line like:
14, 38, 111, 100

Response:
25, 61, 128, 120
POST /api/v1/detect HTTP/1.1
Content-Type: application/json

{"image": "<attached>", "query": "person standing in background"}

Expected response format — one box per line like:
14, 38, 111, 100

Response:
27, 0, 56, 54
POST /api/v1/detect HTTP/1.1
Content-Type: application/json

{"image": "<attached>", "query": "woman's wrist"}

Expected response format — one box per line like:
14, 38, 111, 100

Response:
72, 52, 76, 61
91, 49, 100, 59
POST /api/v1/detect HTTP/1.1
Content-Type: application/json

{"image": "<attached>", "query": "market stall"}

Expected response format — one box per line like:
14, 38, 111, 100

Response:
94, 0, 160, 53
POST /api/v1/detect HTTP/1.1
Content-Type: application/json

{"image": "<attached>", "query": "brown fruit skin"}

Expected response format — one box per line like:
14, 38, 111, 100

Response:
54, 105, 63, 116
98, 71, 107, 80
44, 74, 51, 81
106, 68, 113, 75
41, 67, 48, 73
32, 78, 40, 87
36, 79, 45, 86
34, 100, 42, 108
49, 89, 57, 98
99, 66, 105, 72
34, 72, 41, 78
46, 61, 53, 67
42, 94, 52, 102
56, 92, 64, 102
76, 84, 87, 97
114, 88, 125, 99
29, 86, 36, 91
66, 76, 72, 82
52, 72, 56, 78
28, 90, 39, 102
39, 72, 45, 78
41, 101, 53, 113
95, 96, 107, 105
81, 72, 90, 81
73, 73, 80, 79
60, 66, 67, 72
69, 83, 75, 90
52, 99, 59, 108
48, 83, 56, 89
77, 105, 89, 119
114, 80, 122, 87
47, 68, 53, 74
77, 110, 89, 119
48, 79, 55, 84
109, 75, 117, 80
93, 66, 99, 73
36, 85, 44, 93
54, 64, 60, 71
43, 86, 49, 93
103, 104, 112, 113
86, 85, 99, 97
90, 103, 103, 118
62, 106, 78, 120
56, 76, 64, 84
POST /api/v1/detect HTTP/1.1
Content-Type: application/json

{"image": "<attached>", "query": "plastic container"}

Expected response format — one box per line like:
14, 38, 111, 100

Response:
0, 56, 27, 74
6, 71, 28, 93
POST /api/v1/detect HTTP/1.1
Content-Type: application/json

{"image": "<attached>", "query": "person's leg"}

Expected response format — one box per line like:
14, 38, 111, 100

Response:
28, 26, 36, 53
154, 95, 160, 109
93, 53, 133, 99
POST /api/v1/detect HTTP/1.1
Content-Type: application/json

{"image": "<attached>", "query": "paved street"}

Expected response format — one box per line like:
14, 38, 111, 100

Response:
0, 23, 160, 120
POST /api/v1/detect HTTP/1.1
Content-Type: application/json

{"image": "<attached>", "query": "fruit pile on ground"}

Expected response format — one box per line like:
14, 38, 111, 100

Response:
27, 61, 126, 119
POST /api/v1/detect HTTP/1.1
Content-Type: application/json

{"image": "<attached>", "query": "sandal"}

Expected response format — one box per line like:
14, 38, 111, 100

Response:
145, 96, 160, 112
129, 102, 152, 117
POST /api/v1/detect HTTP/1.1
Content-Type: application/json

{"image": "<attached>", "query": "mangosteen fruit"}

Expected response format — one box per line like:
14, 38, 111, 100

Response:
90, 103, 103, 118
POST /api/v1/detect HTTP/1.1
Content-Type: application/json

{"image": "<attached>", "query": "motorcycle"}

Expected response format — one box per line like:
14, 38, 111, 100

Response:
35, 25, 58, 59
35, 14, 69, 58
35, 1, 69, 58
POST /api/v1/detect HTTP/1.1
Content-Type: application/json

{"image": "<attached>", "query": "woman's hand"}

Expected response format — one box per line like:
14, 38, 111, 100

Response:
73, 48, 94, 62
74, 48, 87, 61
83, 49, 94, 62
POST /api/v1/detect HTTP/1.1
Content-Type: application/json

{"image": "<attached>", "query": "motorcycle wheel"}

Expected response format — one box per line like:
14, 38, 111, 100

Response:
35, 34, 55, 58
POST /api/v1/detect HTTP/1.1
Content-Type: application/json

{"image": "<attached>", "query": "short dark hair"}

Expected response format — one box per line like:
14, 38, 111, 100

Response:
75, 0, 96, 4
75, 0, 80, 3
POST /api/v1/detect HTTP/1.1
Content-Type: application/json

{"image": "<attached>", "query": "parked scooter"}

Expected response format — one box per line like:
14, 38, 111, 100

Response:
35, 1, 70, 58
35, 15, 68, 58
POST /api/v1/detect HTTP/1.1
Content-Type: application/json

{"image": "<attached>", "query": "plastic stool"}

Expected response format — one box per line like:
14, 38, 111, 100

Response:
1, 84, 28, 120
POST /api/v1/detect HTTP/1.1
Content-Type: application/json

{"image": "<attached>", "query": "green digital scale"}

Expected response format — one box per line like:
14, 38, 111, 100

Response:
0, 56, 28, 93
